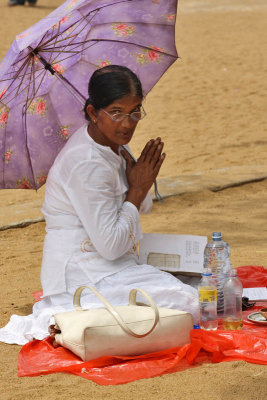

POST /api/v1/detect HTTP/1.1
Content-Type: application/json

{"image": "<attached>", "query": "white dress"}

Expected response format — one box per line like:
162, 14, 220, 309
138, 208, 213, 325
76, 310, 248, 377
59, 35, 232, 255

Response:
0, 125, 199, 345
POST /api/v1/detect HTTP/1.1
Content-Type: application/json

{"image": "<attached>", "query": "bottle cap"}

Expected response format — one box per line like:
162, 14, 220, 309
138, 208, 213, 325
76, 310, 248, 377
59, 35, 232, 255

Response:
229, 269, 238, 277
201, 272, 212, 276
212, 232, 222, 240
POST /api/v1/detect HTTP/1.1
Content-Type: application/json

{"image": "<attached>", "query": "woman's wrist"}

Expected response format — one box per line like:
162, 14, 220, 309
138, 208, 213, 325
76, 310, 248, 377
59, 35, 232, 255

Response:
125, 188, 146, 210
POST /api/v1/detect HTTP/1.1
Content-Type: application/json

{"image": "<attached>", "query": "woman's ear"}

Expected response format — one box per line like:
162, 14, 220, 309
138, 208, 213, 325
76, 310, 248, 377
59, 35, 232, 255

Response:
86, 104, 98, 123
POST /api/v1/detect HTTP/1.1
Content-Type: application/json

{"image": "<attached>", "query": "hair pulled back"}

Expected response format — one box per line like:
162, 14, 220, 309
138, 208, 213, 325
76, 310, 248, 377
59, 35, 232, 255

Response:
84, 65, 143, 121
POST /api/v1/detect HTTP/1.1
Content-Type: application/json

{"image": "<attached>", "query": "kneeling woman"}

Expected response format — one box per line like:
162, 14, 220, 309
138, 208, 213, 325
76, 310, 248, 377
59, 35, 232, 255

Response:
0, 65, 199, 345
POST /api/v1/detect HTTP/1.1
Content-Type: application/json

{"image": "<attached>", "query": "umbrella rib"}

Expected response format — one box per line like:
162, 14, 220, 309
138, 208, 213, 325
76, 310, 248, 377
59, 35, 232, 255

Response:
40, 38, 99, 57
34, 26, 57, 58
1, 56, 32, 96
25, 69, 48, 112
9, 45, 38, 70
47, 21, 62, 65
40, 42, 98, 62
36, 42, 99, 72
42, 38, 177, 59
1, 67, 46, 82
13, 57, 34, 100
40, 48, 96, 65
49, 22, 95, 64
31, 58, 37, 103
38, 20, 82, 50
87, 39, 178, 58
39, 9, 97, 56
42, 39, 99, 51
24, 61, 34, 111
22, 105, 37, 189
3, 68, 45, 106
39, 8, 101, 67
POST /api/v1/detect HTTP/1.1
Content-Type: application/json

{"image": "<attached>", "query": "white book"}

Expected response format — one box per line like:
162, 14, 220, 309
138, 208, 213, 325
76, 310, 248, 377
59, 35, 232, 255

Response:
243, 287, 267, 301
138, 233, 207, 276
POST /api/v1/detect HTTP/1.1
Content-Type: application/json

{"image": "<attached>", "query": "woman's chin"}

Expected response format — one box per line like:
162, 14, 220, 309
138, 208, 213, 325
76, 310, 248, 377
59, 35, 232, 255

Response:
117, 133, 133, 144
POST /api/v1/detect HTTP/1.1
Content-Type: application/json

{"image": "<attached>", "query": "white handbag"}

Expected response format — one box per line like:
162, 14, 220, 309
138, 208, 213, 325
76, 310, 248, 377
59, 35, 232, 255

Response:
54, 286, 193, 361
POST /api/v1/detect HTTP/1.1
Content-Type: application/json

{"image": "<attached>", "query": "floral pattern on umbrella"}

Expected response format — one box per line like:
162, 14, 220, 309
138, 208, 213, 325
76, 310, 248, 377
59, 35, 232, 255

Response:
58, 126, 71, 140
27, 98, 47, 118
0, 106, 9, 127
111, 23, 136, 37
134, 46, 164, 65
4, 149, 12, 164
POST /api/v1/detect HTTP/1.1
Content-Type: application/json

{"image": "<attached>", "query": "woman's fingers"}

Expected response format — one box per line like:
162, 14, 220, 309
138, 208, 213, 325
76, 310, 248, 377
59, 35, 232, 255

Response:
151, 142, 164, 168
153, 153, 166, 176
144, 139, 164, 168
138, 139, 154, 162
139, 137, 162, 163
121, 150, 135, 174
146, 138, 163, 163
154, 153, 166, 179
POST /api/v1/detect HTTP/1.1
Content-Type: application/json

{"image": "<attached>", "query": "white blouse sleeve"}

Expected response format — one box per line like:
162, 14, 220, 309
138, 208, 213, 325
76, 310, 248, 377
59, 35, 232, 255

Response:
139, 192, 153, 214
65, 160, 142, 261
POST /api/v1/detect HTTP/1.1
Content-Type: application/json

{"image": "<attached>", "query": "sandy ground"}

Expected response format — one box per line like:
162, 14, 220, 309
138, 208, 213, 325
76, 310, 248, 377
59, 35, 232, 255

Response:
0, 0, 267, 399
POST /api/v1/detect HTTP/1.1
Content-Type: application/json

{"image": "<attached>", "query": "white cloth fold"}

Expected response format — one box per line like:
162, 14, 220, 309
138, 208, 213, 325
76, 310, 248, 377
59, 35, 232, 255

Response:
0, 265, 199, 345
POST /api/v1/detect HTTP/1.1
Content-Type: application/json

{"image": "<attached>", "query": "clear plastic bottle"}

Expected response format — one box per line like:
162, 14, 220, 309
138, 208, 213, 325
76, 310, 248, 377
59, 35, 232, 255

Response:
203, 232, 230, 315
198, 272, 218, 330
223, 269, 243, 330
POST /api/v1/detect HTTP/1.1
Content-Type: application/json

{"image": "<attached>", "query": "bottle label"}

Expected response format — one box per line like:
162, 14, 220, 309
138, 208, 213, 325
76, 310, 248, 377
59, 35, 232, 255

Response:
198, 287, 217, 302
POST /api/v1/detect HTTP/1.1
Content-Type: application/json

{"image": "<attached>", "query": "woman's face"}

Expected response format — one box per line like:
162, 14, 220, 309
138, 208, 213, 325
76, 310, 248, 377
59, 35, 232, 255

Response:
87, 94, 142, 154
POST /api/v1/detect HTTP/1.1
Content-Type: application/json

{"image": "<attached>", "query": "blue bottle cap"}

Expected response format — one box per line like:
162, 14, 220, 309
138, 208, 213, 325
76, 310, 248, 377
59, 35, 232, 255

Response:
201, 272, 212, 276
212, 232, 222, 240
193, 324, 200, 329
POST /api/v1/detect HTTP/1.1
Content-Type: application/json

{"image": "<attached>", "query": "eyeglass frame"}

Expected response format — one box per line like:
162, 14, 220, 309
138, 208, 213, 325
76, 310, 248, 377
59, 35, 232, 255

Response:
100, 105, 146, 122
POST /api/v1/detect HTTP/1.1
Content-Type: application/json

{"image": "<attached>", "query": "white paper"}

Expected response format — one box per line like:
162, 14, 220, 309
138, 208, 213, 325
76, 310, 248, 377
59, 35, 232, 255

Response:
138, 233, 207, 275
243, 287, 267, 301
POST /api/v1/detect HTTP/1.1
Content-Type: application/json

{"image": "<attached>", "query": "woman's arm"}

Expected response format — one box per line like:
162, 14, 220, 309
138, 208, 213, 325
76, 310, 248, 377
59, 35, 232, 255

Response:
65, 160, 142, 260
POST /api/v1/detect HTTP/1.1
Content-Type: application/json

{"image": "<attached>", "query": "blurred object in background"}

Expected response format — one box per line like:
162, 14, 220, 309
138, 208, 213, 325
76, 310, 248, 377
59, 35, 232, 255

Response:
8, 0, 37, 6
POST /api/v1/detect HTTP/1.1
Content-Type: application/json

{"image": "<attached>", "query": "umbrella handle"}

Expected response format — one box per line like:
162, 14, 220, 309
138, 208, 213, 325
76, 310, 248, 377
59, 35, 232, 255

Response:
121, 146, 163, 202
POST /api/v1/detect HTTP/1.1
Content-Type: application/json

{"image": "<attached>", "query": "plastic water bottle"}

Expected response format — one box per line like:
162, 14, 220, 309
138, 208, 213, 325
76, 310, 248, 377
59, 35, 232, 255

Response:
223, 269, 243, 330
203, 232, 230, 315
198, 272, 218, 330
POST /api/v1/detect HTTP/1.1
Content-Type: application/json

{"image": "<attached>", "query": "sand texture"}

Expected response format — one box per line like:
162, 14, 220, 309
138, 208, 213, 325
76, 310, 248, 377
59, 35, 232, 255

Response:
0, 0, 267, 399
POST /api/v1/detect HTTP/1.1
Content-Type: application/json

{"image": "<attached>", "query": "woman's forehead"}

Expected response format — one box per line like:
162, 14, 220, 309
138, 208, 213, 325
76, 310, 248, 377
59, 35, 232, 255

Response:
107, 95, 142, 109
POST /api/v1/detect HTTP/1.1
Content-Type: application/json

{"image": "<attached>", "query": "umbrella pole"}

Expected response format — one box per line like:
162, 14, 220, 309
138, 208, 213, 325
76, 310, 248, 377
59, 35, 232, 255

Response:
54, 74, 86, 106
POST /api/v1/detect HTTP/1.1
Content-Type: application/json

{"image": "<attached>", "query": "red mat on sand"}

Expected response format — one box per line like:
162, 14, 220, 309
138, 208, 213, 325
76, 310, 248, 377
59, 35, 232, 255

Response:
19, 266, 267, 385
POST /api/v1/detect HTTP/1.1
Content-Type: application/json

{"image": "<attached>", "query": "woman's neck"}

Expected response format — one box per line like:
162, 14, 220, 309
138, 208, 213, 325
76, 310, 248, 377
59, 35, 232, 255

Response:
87, 124, 119, 154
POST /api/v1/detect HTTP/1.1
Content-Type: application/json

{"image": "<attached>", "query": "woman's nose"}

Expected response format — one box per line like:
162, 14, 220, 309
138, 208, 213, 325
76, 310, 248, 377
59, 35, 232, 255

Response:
121, 115, 135, 128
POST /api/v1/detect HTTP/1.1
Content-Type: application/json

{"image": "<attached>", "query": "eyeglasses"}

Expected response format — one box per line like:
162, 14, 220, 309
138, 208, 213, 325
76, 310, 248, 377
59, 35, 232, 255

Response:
101, 106, 146, 122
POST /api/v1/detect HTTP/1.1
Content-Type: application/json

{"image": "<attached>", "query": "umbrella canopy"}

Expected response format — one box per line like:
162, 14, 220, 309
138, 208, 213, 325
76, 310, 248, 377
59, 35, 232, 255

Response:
0, 0, 178, 189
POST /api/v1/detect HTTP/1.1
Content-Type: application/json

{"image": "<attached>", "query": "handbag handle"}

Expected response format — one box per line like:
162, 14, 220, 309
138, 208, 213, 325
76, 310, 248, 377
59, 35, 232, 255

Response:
73, 286, 160, 338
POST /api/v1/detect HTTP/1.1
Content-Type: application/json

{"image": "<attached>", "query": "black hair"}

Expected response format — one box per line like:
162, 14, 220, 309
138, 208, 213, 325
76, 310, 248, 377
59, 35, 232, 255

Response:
84, 65, 143, 121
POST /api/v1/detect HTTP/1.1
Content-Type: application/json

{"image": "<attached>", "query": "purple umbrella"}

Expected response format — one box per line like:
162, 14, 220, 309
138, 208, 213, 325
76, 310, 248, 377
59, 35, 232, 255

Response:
0, 0, 178, 189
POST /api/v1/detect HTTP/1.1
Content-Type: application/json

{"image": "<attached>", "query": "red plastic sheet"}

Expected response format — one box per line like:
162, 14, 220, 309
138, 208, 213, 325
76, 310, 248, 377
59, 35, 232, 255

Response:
18, 305, 267, 385
237, 266, 267, 288
20, 266, 266, 385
